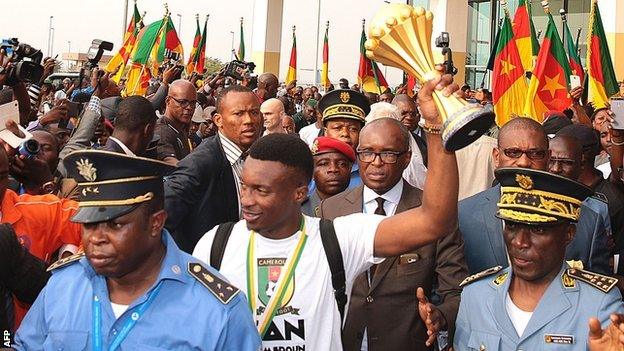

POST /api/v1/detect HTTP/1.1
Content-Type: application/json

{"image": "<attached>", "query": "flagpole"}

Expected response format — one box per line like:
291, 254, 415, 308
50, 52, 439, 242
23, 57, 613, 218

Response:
122, 0, 131, 40
560, 9, 566, 48
313, 0, 322, 86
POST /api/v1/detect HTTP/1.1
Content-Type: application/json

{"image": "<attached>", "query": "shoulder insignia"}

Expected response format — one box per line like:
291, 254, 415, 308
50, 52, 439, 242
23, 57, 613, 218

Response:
493, 272, 508, 286
566, 268, 618, 293
562, 270, 576, 289
47, 252, 85, 272
188, 262, 239, 304
459, 266, 503, 287
591, 192, 608, 203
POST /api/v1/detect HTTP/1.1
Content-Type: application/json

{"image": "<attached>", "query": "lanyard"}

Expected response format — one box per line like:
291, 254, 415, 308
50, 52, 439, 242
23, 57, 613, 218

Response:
92, 281, 164, 351
246, 218, 307, 337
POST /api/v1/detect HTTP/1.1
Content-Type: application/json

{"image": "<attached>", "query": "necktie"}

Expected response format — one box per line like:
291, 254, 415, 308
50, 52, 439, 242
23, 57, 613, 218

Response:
374, 197, 386, 216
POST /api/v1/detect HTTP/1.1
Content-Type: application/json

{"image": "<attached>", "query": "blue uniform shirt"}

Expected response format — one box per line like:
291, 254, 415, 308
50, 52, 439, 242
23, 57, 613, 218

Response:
454, 264, 624, 350
14, 229, 260, 350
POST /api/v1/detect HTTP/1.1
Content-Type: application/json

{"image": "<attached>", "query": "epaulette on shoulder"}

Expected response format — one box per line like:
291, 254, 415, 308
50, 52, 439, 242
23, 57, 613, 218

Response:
459, 266, 503, 287
591, 192, 608, 203
47, 252, 85, 272
566, 268, 618, 293
188, 262, 239, 304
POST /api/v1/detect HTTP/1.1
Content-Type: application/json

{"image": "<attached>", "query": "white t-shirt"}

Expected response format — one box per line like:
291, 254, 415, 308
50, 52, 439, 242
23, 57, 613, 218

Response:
299, 124, 321, 147
110, 302, 128, 319
505, 293, 533, 337
193, 214, 385, 351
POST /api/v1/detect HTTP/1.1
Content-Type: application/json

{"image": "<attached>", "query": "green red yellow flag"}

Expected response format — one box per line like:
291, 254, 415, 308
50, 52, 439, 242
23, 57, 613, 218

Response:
523, 8, 572, 122
186, 15, 202, 75
586, 0, 618, 108
358, 22, 387, 94
237, 18, 245, 61
195, 16, 208, 74
562, 12, 584, 85
492, 8, 528, 126
285, 27, 297, 85
124, 19, 164, 96
151, 14, 184, 73
512, 0, 540, 72
320, 22, 330, 89
105, 2, 142, 83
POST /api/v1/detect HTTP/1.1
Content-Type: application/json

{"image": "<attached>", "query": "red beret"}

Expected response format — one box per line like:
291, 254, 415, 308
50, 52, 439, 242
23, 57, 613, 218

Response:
311, 137, 356, 163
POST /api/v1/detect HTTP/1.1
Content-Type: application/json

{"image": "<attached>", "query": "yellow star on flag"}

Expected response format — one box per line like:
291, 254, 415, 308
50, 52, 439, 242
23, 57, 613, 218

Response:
540, 73, 566, 99
501, 57, 516, 76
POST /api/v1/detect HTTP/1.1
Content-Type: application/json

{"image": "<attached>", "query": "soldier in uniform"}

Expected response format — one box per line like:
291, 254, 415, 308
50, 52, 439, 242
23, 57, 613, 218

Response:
301, 136, 354, 216
14, 150, 260, 350
454, 167, 624, 350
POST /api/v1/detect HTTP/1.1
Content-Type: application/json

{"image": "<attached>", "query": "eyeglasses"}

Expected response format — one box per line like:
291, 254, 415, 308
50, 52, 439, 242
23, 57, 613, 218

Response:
356, 150, 408, 164
548, 157, 577, 168
169, 96, 197, 108
502, 148, 547, 160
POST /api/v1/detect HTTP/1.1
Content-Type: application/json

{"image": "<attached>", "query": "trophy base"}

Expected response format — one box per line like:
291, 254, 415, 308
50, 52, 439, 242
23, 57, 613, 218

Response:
442, 104, 495, 151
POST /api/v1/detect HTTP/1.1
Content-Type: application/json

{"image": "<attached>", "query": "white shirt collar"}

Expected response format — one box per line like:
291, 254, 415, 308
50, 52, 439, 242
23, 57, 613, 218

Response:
218, 132, 244, 166
363, 180, 403, 207
108, 136, 136, 156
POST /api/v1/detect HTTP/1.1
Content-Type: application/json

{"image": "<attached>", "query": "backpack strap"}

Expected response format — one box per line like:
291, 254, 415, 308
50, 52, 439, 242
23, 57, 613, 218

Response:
319, 219, 347, 321
210, 222, 236, 270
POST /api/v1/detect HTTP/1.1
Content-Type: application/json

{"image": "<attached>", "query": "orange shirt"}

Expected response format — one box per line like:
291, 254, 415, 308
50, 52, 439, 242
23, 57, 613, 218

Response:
2, 190, 82, 329
1, 190, 82, 262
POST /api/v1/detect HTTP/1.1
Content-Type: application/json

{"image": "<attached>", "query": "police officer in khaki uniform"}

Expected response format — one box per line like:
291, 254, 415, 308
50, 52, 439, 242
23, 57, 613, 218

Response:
454, 167, 624, 351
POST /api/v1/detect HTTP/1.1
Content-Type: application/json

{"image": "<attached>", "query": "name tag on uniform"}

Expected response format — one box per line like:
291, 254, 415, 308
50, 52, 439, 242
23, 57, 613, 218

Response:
544, 334, 574, 344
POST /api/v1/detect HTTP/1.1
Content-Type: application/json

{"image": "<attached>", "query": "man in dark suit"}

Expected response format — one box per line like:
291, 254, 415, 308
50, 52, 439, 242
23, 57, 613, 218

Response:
165, 85, 263, 253
101, 95, 158, 157
319, 118, 467, 350
459, 117, 610, 275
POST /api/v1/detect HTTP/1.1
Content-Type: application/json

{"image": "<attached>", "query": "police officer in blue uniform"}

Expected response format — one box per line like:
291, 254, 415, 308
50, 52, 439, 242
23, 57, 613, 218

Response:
14, 150, 260, 350
454, 167, 624, 351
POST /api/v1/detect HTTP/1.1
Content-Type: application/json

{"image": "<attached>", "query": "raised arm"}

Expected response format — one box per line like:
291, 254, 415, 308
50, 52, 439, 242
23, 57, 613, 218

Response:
374, 67, 459, 257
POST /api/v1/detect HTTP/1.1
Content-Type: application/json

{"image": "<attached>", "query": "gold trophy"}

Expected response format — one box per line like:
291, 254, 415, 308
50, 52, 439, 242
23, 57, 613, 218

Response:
365, 4, 495, 151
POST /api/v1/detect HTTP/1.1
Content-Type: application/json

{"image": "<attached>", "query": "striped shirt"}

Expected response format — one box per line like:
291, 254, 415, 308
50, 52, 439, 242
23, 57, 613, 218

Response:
219, 132, 244, 217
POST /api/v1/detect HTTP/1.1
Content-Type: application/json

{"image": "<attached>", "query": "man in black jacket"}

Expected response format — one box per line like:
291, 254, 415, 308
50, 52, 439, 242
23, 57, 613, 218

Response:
164, 85, 263, 252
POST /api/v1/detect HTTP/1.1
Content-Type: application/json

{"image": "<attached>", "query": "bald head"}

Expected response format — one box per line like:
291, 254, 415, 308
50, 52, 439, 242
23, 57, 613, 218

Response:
281, 114, 295, 134
258, 73, 279, 99
360, 117, 410, 151
498, 117, 547, 148
165, 79, 198, 126
261, 98, 286, 133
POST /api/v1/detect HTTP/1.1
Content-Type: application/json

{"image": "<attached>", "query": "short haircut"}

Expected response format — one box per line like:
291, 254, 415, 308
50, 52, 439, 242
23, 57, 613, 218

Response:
498, 117, 547, 148
216, 85, 253, 114
361, 117, 410, 151
591, 107, 609, 122
248, 133, 314, 184
114, 96, 157, 132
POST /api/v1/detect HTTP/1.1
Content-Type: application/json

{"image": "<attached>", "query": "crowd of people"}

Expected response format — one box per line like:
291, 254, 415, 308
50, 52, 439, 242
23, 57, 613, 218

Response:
2, 40, 624, 350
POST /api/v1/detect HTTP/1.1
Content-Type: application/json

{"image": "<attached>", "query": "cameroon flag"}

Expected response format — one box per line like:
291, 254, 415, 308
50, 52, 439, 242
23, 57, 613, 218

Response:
320, 23, 330, 89
512, 0, 540, 72
238, 18, 245, 61
358, 25, 387, 94
285, 28, 297, 85
196, 17, 208, 74
587, 0, 618, 109
105, 2, 142, 83
186, 16, 202, 75
523, 10, 571, 122
563, 15, 584, 84
492, 9, 528, 126
124, 19, 164, 96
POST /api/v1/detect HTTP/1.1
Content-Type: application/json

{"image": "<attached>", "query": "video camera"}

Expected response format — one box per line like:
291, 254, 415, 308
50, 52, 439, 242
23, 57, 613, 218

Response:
0, 38, 44, 85
223, 60, 256, 81
435, 32, 458, 76
85, 39, 113, 70
158, 49, 184, 80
